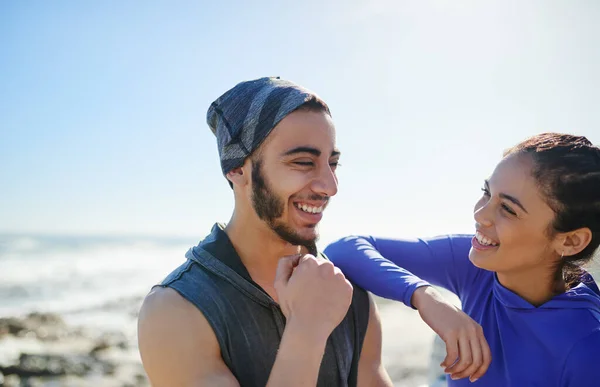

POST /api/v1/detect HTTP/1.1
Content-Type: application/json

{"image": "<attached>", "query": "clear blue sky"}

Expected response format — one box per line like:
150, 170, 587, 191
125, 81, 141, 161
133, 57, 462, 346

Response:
2, 0, 599, 248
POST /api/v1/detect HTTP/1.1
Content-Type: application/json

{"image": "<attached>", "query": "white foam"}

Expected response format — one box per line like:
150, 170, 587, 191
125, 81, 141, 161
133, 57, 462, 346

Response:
0, 237, 188, 318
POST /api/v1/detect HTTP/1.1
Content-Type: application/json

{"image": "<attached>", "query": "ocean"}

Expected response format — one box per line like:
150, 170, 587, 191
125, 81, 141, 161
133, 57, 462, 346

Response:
0, 233, 192, 328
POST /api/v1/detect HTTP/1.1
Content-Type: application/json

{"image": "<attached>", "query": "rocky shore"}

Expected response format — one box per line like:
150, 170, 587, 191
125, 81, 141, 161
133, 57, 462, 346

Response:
0, 310, 148, 387
0, 299, 436, 387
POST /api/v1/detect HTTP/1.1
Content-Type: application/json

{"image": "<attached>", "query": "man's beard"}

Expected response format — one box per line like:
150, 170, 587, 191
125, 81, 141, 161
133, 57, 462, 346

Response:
251, 159, 318, 255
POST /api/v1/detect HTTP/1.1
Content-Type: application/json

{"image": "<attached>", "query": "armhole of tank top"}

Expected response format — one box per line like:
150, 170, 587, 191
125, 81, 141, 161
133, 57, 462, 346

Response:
161, 267, 233, 367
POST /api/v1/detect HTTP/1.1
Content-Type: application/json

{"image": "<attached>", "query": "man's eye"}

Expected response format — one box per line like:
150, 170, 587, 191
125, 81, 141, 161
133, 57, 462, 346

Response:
294, 161, 314, 166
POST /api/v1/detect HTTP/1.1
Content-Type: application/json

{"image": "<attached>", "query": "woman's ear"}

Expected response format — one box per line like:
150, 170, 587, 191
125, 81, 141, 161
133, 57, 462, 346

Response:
555, 227, 593, 257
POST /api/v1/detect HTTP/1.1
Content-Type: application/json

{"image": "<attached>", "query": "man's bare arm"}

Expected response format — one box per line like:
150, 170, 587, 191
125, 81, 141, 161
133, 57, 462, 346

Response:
357, 294, 394, 387
138, 287, 240, 387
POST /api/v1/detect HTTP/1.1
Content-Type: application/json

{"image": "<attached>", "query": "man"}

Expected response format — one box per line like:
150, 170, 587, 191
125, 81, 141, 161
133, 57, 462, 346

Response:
137, 77, 393, 386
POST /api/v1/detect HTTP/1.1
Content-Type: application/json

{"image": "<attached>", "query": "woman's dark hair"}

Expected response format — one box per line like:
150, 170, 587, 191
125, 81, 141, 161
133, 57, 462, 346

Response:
504, 133, 600, 288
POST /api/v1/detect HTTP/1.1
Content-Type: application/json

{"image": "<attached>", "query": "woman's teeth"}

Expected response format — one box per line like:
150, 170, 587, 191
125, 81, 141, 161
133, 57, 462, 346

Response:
295, 203, 324, 214
476, 231, 499, 247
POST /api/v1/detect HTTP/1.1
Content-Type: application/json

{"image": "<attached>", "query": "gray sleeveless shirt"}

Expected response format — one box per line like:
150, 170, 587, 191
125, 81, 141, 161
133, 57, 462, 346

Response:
158, 224, 370, 387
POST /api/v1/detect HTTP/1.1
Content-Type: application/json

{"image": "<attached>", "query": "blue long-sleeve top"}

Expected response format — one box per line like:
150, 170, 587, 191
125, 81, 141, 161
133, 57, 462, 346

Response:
324, 235, 600, 387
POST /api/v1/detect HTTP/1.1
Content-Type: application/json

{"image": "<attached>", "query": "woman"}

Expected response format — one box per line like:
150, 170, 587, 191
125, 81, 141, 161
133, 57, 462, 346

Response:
325, 133, 600, 386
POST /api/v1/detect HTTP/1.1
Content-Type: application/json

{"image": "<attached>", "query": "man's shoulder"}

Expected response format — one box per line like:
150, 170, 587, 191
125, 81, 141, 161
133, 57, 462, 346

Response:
160, 255, 214, 287
141, 286, 193, 315
138, 286, 210, 339
143, 269, 234, 351
158, 256, 236, 312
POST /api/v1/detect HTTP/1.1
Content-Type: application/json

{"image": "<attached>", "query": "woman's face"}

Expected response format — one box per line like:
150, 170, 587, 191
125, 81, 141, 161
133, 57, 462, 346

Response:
468, 153, 560, 275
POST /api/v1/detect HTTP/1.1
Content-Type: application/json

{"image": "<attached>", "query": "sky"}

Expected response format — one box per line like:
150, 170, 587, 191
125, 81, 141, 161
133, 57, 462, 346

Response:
1, 0, 599, 248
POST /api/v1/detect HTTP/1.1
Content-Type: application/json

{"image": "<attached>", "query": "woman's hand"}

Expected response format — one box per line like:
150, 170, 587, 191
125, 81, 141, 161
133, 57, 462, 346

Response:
412, 286, 492, 383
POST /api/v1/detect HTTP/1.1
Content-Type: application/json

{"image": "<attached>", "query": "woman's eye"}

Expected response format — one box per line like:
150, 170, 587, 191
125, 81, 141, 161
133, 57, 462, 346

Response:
501, 204, 517, 216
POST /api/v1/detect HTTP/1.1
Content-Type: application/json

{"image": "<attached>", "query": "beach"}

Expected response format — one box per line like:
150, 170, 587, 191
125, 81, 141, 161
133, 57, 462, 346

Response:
379, 299, 442, 387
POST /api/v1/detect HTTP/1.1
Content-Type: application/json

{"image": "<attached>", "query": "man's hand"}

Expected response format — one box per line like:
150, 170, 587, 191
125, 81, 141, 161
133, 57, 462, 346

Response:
265, 254, 354, 387
412, 286, 491, 383
275, 254, 353, 340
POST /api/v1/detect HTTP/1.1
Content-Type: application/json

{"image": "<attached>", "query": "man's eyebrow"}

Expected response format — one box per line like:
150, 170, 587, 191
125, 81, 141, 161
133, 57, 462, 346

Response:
282, 147, 321, 157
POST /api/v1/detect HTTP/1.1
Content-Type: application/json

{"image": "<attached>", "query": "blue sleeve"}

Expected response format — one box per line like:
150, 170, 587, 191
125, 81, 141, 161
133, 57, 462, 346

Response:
560, 329, 600, 386
324, 234, 477, 308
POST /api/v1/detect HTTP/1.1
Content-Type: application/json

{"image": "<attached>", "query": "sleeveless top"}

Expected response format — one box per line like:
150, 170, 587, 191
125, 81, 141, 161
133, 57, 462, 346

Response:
158, 223, 370, 387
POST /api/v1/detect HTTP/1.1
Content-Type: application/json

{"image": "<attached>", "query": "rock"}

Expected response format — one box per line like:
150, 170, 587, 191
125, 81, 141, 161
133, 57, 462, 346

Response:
0, 311, 139, 386
1, 375, 19, 387
0, 318, 27, 337
0, 313, 68, 341
89, 341, 111, 356
89, 332, 129, 356
135, 372, 148, 385
17, 377, 41, 387
0, 353, 115, 378
24, 313, 64, 327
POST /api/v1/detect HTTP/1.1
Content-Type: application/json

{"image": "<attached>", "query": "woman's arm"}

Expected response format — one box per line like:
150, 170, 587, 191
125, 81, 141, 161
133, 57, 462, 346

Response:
325, 234, 492, 382
324, 234, 477, 307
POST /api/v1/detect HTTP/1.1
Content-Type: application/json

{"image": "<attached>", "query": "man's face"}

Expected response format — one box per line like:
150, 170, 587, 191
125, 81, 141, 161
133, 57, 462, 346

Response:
247, 108, 339, 250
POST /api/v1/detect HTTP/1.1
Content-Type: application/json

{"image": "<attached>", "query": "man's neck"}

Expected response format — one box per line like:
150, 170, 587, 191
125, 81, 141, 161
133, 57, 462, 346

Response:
224, 215, 308, 298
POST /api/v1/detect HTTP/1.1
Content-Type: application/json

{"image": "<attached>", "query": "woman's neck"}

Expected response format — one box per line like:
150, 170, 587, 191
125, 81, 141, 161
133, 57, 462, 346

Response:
496, 265, 566, 307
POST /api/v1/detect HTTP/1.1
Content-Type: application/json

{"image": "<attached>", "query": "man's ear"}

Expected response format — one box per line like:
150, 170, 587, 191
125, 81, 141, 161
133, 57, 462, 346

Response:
226, 166, 248, 187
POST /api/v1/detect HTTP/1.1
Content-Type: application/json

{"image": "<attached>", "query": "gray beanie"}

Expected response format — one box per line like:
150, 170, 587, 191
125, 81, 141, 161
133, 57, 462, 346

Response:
207, 76, 328, 176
